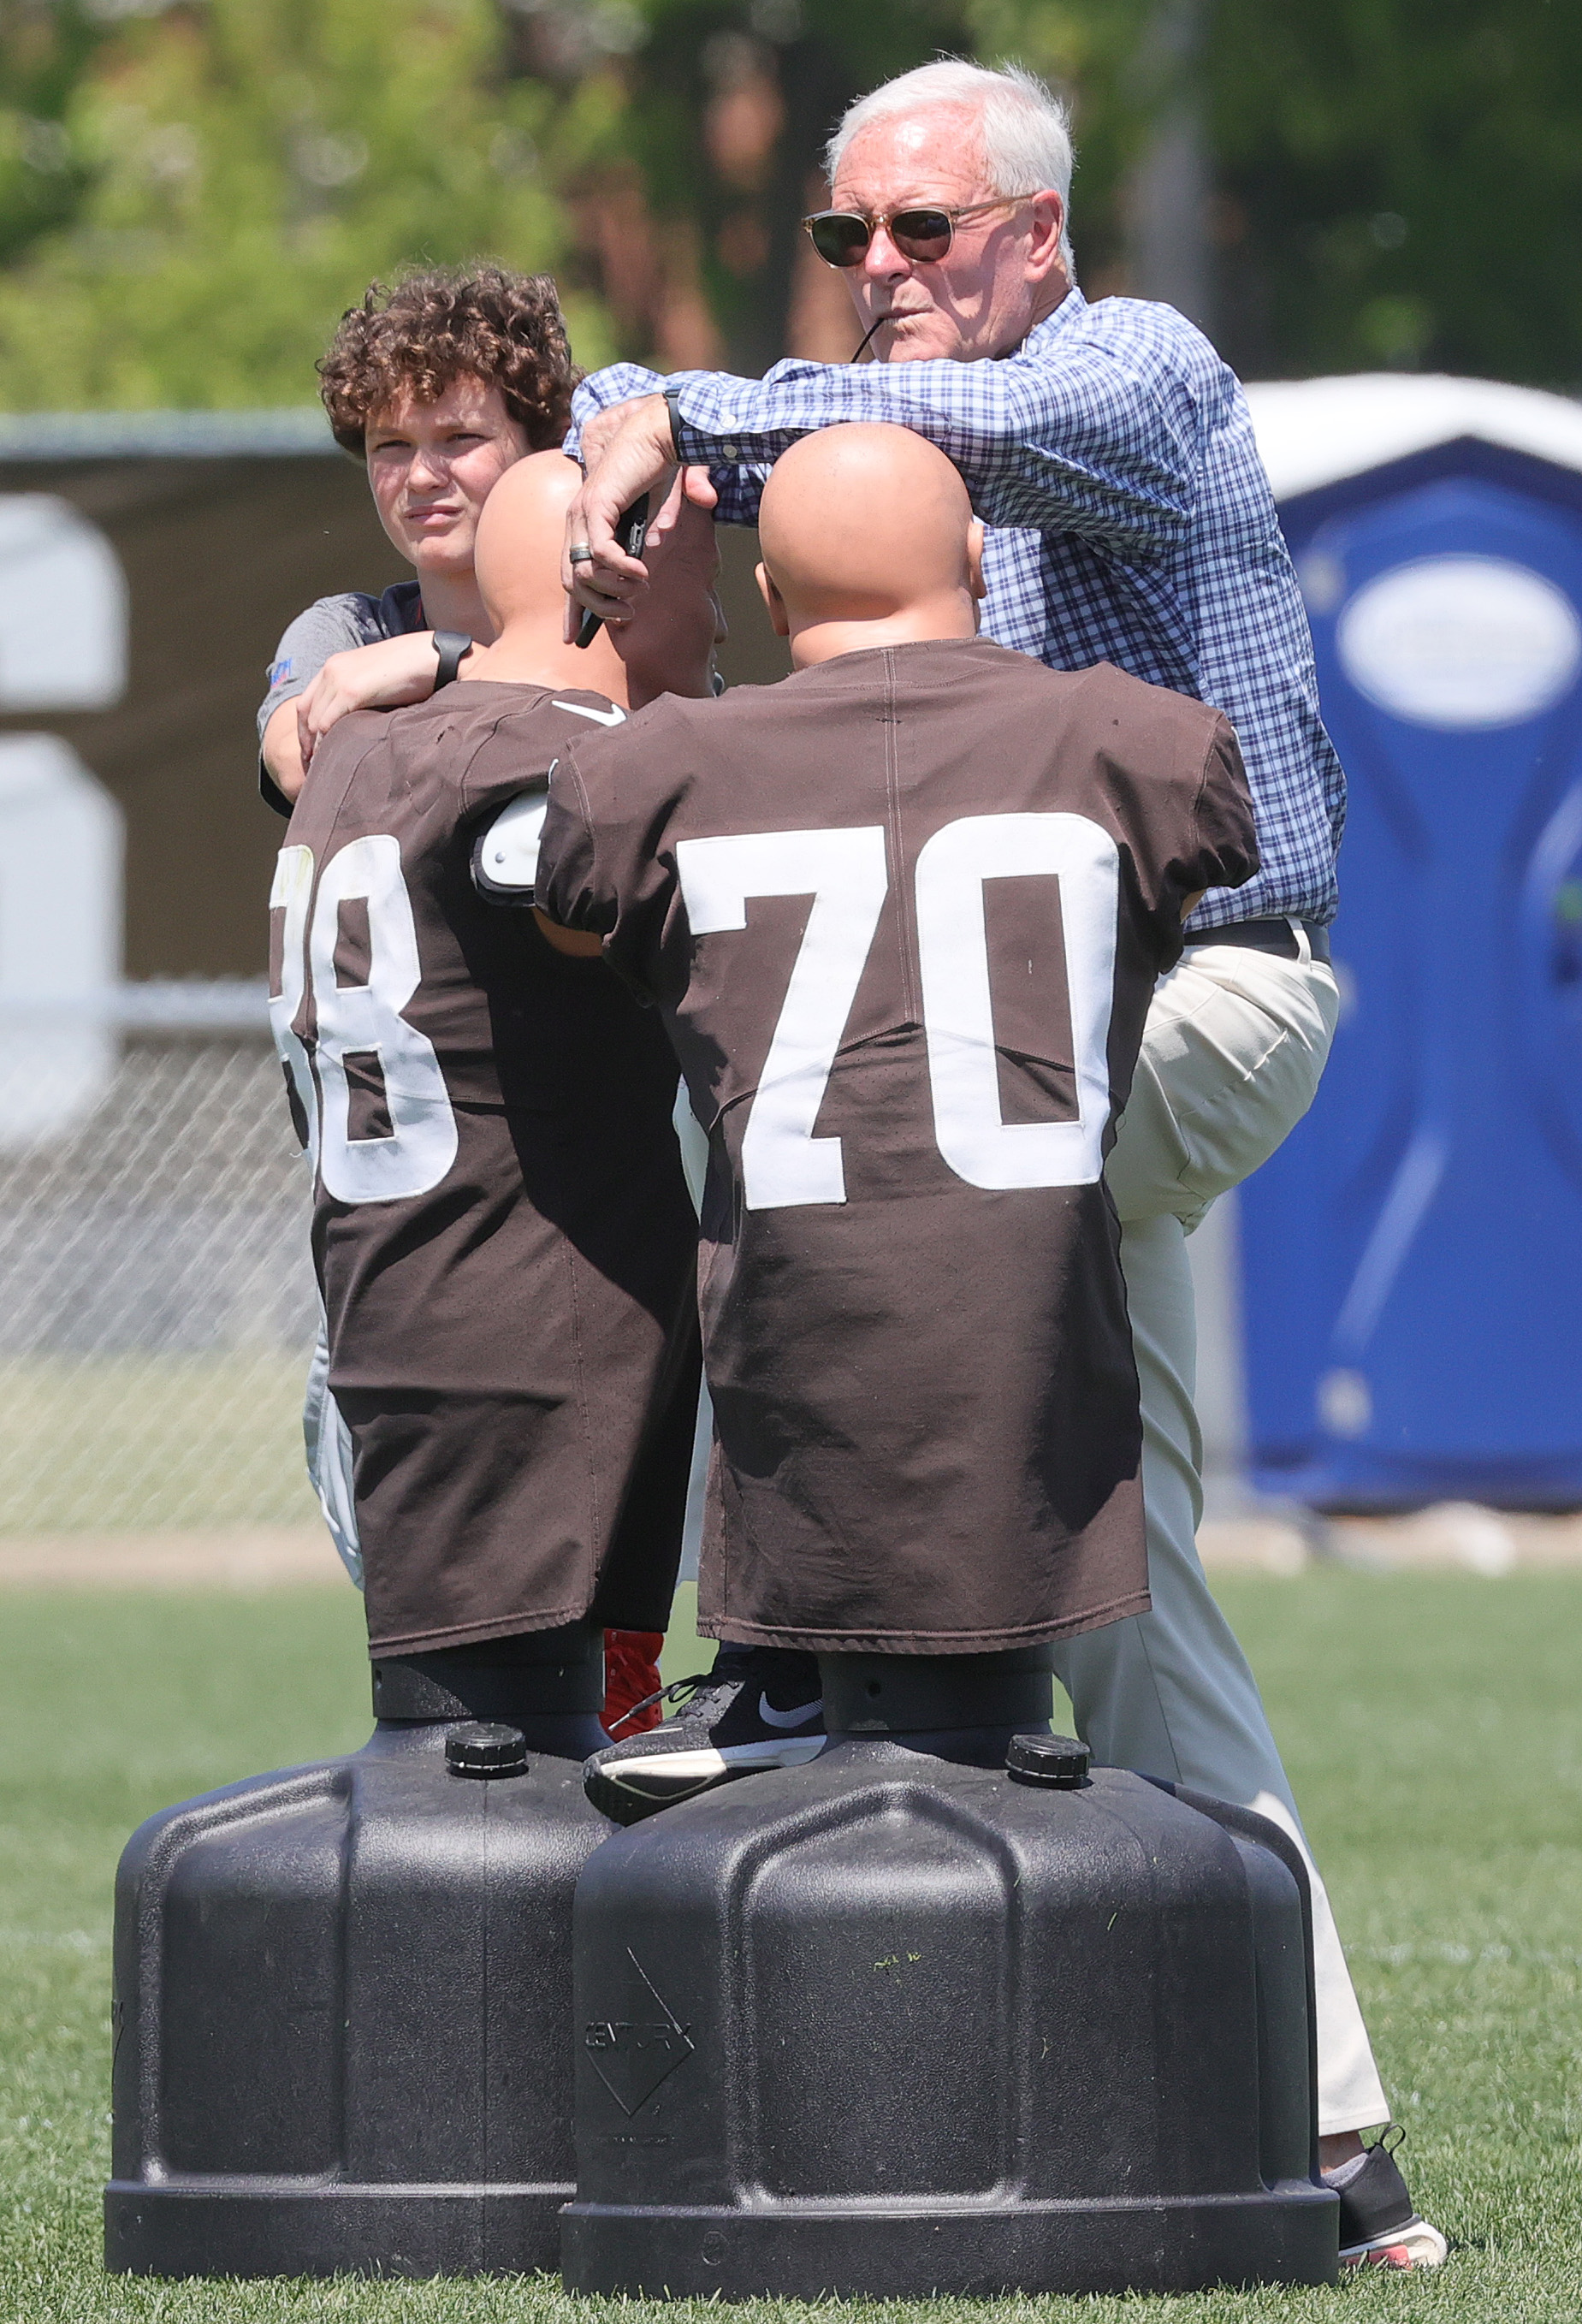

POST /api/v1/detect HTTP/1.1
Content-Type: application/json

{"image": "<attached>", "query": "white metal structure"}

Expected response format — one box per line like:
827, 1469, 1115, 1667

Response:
0, 487, 131, 1144
1243, 371, 1582, 501
0, 736, 124, 1148
0, 494, 127, 710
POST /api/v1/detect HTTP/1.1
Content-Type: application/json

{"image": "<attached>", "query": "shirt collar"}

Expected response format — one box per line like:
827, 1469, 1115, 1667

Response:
1017, 285, 1086, 358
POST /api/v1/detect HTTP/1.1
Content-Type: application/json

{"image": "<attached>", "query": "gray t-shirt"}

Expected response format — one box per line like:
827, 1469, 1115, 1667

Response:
257, 579, 424, 815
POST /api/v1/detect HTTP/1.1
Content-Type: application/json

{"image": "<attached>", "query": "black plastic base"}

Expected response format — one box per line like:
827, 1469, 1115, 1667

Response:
567, 1747, 1332, 2302
104, 2183, 562, 2280
560, 2185, 1339, 2297
818, 1647, 1055, 1734
373, 1619, 606, 1727
106, 1720, 610, 2280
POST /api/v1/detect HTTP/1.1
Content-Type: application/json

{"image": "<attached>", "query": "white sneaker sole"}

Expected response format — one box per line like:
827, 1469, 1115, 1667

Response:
602, 1734, 826, 1799
1341, 2216, 1449, 2269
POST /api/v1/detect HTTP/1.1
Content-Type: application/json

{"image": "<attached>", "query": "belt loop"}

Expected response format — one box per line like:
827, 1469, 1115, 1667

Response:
1289, 916, 1311, 966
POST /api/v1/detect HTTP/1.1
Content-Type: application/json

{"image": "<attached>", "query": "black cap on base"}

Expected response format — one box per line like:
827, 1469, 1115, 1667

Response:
1006, 1731, 1089, 1788
445, 1722, 530, 1780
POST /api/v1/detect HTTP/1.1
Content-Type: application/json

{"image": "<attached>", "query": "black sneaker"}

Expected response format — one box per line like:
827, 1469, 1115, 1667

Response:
1328, 2130, 1448, 2268
584, 1645, 824, 1825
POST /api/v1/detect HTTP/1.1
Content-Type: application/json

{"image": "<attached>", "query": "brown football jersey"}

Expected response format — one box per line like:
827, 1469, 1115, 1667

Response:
536, 638, 1258, 1655
272, 681, 701, 1656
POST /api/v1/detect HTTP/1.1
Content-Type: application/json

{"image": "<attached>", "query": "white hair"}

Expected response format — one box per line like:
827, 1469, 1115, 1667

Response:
825, 60, 1075, 258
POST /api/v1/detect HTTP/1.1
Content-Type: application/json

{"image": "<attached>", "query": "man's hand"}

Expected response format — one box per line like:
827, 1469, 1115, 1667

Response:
578, 399, 646, 474
613, 470, 723, 708
295, 633, 449, 774
563, 394, 685, 635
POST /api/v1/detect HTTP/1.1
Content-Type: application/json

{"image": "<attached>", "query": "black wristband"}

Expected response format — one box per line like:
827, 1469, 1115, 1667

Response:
432, 630, 473, 689
662, 385, 684, 460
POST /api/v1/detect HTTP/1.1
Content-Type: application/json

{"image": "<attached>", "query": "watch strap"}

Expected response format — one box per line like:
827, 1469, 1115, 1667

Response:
662, 385, 684, 461
432, 630, 472, 689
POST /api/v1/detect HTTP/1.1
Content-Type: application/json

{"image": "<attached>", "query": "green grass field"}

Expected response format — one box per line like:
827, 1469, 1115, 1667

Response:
0, 1357, 320, 1533
0, 1357, 323, 1533
1, 1574, 1578, 2322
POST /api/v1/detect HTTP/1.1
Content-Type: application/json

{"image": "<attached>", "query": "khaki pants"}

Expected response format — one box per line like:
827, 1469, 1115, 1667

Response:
1052, 927, 1390, 2137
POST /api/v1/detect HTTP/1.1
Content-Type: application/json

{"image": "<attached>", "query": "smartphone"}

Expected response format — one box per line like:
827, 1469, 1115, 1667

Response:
575, 494, 651, 649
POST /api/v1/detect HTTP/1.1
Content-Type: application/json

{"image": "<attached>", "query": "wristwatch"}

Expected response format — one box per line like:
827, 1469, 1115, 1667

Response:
662, 386, 684, 460
432, 630, 473, 689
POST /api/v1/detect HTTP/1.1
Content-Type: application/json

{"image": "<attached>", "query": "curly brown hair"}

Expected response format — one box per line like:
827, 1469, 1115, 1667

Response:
317, 266, 581, 454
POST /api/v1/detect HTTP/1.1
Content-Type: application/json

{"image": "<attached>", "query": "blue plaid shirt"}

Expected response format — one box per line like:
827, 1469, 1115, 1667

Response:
569, 289, 1343, 930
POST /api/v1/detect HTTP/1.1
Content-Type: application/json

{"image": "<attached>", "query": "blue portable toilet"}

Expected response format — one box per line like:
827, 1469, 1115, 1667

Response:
1234, 375, 1582, 1509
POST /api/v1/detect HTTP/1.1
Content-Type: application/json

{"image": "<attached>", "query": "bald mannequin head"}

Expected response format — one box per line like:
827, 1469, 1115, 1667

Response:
755, 424, 985, 665
466, 450, 628, 697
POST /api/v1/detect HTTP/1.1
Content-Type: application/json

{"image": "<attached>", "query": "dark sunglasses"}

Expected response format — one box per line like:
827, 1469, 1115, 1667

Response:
803, 198, 1020, 270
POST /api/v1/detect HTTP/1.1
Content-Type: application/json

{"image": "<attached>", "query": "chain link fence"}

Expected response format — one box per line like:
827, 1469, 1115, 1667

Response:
0, 990, 320, 1533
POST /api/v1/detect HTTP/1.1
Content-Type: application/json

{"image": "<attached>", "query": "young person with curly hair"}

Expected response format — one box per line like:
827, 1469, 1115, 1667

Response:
258, 265, 578, 811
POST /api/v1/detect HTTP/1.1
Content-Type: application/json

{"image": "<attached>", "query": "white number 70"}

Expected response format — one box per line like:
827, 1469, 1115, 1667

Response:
676, 813, 1119, 1212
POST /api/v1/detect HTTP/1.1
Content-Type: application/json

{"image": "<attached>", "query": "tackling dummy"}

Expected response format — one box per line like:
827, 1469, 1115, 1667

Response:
529, 424, 1259, 1820
272, 450, 718, 1713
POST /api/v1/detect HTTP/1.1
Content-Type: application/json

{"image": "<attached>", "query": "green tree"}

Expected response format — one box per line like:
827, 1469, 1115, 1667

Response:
1207, 0, 1582, 385
970, 0, 1582, 388
963, 0, 1152, 302
0, 0, 618, 408
0, 3, 111, 274
5, 0, 1579, 406
568, 0, 971, 375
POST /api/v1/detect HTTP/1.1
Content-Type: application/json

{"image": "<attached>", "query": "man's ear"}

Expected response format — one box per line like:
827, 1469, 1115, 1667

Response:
1024, 190, 1066, 285
967, 519, 987, 605
755, 560, 791, 639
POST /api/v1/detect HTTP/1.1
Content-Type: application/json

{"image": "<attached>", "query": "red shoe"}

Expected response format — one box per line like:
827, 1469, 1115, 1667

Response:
601, 1630, 666, 1738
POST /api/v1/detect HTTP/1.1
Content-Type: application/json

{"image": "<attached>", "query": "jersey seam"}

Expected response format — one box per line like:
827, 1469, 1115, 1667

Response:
560, 751, 601, 927
456, 703, 539, 818
880, 648, 921, 1027
320, 726, 387, 835
1188, 714, 1221, 874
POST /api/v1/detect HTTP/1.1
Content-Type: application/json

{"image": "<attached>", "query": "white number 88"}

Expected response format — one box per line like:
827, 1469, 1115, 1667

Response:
270, 834, 459, 1206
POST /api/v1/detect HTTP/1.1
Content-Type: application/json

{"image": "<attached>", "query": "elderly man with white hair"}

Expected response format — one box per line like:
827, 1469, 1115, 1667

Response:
563, 59, 1443, 2269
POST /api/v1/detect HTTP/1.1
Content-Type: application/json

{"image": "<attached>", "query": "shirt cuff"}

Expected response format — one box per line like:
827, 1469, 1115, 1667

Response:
667, 365, 832, 469
566, 363, 667, 465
